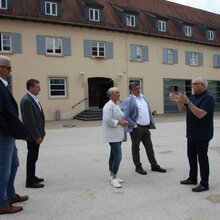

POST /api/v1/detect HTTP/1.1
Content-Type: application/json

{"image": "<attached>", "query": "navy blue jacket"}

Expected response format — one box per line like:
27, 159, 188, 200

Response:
0, 80, 26, 139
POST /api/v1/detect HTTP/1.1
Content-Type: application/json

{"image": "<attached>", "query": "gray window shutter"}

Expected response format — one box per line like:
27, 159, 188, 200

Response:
7, 0, 13, 10
185, 51, 190, 65
122, 13, 126, 25
143, 46, 148, 61
100, 9, 104, 22
84, 40, 92, 57
135, 16, 139, 27
163, 48, 168, 64
131, 44, 136, 61
40, 0, 45, 15
36, 35, 46, 55
12, 33, 22, 54
57, 2, 62, 17
213, 55, 220, 68
85, 7, 89, 20
63, 38, 71, 56
173, 49, 178, 64
106, 41, 113, 59
198, 53, 203, 66
156, 20, 159, 31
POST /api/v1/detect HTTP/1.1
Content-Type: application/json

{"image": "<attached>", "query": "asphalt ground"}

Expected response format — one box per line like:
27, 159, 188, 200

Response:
2, 113, 220, 220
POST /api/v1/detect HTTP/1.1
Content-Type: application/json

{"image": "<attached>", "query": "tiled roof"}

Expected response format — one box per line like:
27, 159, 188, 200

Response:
0, 0, 220, 46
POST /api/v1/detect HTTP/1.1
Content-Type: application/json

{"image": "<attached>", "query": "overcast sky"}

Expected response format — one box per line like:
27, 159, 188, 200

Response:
166, 0, 220, 14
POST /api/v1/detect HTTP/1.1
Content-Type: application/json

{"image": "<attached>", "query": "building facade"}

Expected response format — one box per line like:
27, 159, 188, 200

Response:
0, 0, 220, 120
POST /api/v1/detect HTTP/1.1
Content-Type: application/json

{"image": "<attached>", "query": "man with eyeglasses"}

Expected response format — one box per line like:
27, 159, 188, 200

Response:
170, 77, 215, 192
123, 82, 166, 175
0, 55, 28, 214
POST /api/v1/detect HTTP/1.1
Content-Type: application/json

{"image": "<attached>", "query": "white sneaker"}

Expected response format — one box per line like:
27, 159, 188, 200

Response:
109, 177, 124, 183
116, 177, 124, 183
110, 178, 122, 188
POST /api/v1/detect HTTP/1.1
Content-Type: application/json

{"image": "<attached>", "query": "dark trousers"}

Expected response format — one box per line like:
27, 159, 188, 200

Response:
26, 141, 40, 183
187, 139, 210, 187
130, 126, 157, 168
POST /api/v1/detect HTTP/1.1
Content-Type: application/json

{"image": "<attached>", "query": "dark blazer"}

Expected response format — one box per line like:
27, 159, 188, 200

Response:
0, 80, 26, 139
20, 93, 45, 142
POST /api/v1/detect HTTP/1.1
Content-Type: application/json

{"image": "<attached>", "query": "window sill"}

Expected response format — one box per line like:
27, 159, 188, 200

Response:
45, 54, 64, 57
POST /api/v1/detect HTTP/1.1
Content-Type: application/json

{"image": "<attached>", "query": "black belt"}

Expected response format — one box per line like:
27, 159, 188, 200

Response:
137, 124, 150, 128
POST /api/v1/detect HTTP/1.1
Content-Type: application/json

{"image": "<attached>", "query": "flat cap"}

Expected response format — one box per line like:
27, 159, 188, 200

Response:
0, 55, 11, 67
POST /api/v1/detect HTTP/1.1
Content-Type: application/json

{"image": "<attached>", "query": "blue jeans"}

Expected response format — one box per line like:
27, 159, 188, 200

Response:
109, 142, 122, 175
0, 134, 19, 208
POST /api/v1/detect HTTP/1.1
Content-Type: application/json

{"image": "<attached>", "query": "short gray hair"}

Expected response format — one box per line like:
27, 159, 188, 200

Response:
194, 77, 208, 89
107, 87, 120, 98
0, 55, 11, 67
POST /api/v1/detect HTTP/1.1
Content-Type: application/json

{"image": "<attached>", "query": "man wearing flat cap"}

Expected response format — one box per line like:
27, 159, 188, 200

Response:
0, 55, 28, 215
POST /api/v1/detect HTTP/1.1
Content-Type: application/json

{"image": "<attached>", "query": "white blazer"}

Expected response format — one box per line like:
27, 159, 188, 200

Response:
102, 100, 125, 143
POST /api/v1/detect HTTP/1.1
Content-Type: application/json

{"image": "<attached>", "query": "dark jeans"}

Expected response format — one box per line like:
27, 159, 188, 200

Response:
0, 134, 19, 208
187, 139, 210, 187
109, 142, 122, 175
26, 141, 40, 184
130, 126, 157, 168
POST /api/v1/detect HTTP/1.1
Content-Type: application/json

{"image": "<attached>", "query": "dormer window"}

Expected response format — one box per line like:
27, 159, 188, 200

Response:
0, 0, 7, 9
158, 20, 166, 32
126, 14, 136, 27
45, 1, 57, 16
89, 8, 100, 22
207, 30, 215, 41
184, 25, 192, 37
40, 0, 61, 17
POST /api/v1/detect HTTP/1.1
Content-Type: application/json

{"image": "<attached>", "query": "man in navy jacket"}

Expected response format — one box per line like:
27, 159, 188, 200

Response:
0, 55, 28, 215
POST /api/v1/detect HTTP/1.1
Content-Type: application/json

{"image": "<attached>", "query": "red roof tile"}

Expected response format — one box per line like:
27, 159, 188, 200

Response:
0, 0, 219, 46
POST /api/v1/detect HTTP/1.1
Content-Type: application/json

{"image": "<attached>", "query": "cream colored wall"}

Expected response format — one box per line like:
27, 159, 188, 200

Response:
1, 19, 219, 119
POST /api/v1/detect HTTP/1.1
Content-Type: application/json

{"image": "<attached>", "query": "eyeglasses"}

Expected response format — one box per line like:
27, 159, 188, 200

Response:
192, 82, 202, 86
0, 66, 11, 71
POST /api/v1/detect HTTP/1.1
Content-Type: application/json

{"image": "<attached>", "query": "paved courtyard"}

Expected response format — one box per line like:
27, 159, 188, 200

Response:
2, 114, 220, 220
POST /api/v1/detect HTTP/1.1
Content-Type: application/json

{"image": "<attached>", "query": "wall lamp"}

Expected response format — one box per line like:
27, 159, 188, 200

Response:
79, 72, 85, 77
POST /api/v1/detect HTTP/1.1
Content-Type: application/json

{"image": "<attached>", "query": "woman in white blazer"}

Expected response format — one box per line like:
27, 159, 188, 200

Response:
102, 87, 128, 188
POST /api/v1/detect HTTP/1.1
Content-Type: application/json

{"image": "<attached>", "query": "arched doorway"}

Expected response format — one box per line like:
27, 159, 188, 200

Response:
88, 77, 113, 108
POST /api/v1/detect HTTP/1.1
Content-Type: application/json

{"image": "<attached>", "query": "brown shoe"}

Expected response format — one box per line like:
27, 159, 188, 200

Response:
9, 194, 29, 204
0, 205, 23, 214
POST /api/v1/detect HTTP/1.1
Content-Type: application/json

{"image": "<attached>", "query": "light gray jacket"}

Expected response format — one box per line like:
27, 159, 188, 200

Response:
102, 100, 125, 143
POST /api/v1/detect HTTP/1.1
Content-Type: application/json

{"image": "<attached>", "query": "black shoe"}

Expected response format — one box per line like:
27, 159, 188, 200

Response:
34, 176, 44, 182
180, 178, 197, 185
26, 182, 44, 188
135, 167, 147, 175
192, 185, 209, 192
151, 165, 166, 173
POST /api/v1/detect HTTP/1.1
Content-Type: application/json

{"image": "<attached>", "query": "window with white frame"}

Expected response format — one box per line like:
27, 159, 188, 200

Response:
45, 1, 57, 16
46, 37, 62, 55
126, 14, 136, 27
92, 41, 105, 57
136, 45, 143, 60
0, 33, 11, 52
190, 52, 199, 65
158, 20, 166, 32
49, 78, 67, 98
89, 8, 100, 21
184, 25, 192, 37
0, 0, 7, 9
167, 49, 173, 64
207, 30, 214, 41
